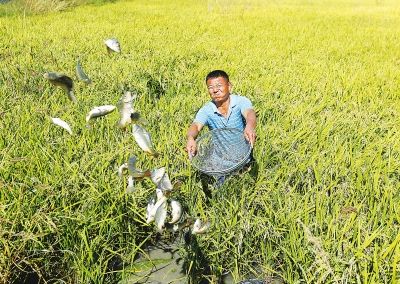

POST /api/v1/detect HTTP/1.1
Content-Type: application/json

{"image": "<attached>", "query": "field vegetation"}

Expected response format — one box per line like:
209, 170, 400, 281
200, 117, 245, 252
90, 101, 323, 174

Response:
1, 0, 400, 283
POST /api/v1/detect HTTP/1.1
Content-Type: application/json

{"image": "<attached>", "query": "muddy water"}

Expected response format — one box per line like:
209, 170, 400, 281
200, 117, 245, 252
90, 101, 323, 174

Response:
118, 240, 283, 284
120, 241, 187, 284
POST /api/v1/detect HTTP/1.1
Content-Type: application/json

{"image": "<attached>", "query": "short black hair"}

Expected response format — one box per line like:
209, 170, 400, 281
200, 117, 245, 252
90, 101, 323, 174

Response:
205, 70, 229, 82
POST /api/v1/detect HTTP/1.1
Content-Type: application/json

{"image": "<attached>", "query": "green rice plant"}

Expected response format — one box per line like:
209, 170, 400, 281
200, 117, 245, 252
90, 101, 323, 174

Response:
0, 0, 116, 15
1, 0, 400, 282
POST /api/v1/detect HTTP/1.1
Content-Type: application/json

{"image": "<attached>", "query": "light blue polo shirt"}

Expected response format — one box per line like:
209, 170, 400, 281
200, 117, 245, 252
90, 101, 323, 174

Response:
193, 94, 253, 130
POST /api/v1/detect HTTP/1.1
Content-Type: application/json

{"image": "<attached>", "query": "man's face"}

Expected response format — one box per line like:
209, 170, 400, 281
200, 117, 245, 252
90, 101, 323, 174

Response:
206, 76, 231, 104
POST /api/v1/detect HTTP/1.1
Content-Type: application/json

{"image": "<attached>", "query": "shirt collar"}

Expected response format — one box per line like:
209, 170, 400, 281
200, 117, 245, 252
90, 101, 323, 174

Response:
212, 94, 237, 113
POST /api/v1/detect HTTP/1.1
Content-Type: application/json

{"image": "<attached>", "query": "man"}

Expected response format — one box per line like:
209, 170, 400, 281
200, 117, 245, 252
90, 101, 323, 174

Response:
186, 69, 257, 161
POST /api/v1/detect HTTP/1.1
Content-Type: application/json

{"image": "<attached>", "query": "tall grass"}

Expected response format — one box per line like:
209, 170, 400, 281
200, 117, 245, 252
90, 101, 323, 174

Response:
0, 0, 115, 15
1, 0, 400, 282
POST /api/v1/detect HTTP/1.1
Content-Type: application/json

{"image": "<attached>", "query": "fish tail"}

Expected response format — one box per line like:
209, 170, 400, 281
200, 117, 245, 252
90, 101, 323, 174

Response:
150, 150, 160, 158
68, 90, 77, 102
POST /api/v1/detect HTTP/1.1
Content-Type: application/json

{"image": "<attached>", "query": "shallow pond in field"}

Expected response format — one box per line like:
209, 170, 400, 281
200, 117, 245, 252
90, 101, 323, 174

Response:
118, 240, 283, 284
120, 241, 187, 284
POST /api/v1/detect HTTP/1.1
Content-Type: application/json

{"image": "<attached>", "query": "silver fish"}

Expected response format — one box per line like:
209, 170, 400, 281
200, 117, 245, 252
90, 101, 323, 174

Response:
127, 156, 137, 175
85, 105, 116, 123
44, 72, 76, 102
132, 124, 159, 157
192, 218, 202, 234
117, 163, 128, 178
50, 117, 72, 135
192, 218, 210, 235
127, 156, 151, 179
126, 175, 134, 193
169, 199, 182, 224
76, 59, 92, 84
146, 197, 156, 223
104, 38, 121, 53
146, 189, 167, 224
159, 171, 173, 191
154, 200, 167, 232
150, 167, 172, 191
151, 167, 166, 185
155, 187, 164, 201
116, 91, 140, 129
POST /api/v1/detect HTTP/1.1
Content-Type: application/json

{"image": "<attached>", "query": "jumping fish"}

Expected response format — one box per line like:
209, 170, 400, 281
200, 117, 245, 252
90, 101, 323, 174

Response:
126, 176, 134, 193
116, 91, 140, 129
151, 167, 166, 185
154, 200, 167, 232
146, 197, 156, 223
155, 187, 164, 201
85, 105, 116, 123
104, 38, 121, 53
76, 59, 92, 84
44, 72, 76, 102
146, 188, 167, 224
192, 218, 211, 235
132, 124, 159, 157
150, 167, 173, 193
127, 156, 137, 175
117, 163, 128, 178
127, 156, 151, 179
50, 117, 72, 135
150, 167, 172, 191
169, 199, 182, 224
159, 171, 173, 191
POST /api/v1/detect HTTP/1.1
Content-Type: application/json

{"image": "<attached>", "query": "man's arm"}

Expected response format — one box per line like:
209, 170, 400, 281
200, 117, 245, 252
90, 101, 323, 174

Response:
186, 122, 203, 158
243, 109, 257, 147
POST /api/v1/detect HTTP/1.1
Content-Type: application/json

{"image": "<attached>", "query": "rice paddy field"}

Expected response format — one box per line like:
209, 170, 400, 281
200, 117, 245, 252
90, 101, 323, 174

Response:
1, 0, 400, 283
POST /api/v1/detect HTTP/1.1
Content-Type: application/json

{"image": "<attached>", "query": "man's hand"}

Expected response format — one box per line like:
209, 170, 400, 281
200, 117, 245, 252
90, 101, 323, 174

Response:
186, 123, 203, 159
186, 137, 197, 159
244, 126, 256, 148
243, 109, 257, 148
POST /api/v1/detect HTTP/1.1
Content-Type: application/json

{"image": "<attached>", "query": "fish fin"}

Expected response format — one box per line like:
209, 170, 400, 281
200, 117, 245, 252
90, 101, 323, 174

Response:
137, 117, 149, 126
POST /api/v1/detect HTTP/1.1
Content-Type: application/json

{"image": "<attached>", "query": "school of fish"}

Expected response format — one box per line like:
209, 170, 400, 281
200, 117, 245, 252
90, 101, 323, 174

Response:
45, 38, 210, 236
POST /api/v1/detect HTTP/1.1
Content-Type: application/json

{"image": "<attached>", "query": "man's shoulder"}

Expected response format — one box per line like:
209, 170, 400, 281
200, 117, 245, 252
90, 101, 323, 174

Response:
197, 101, 215, 113
194, 101, 215, 125
231, 94, 252, 105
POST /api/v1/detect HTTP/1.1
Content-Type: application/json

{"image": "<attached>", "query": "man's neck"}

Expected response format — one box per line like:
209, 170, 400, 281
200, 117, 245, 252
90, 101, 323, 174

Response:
215, 96, 231, 117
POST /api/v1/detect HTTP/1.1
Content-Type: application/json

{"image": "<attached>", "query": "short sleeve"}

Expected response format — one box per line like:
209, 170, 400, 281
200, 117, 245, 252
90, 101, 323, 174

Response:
193, 106, 208, 126
239, 96, 253, 115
